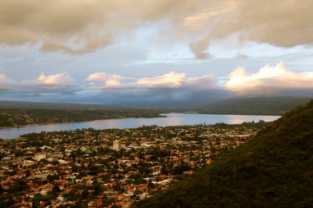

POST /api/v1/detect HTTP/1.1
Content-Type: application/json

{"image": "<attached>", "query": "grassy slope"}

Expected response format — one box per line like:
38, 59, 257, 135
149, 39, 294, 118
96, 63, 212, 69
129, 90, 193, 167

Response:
135, 100, 313, 208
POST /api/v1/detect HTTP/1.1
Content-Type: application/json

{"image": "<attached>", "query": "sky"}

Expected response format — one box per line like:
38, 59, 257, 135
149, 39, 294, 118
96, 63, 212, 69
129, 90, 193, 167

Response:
0, 0, 313, 106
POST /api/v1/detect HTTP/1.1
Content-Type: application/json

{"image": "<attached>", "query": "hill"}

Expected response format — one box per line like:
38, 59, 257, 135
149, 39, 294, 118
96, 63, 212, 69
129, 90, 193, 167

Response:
135, 100, 313, 208
198, 96, 311, 115
0, 101, 163, 128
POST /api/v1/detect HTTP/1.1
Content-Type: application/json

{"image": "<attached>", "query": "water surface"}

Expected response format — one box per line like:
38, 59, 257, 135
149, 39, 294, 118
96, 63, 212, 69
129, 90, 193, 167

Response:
0, 113, 280, 139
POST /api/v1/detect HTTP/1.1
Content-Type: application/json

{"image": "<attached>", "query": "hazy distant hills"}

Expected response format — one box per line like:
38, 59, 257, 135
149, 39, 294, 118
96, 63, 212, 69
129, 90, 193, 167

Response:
0, 96, 311, 115
135, 100, 313, 208
198, 96, 311, 115
0, 101, 163, 128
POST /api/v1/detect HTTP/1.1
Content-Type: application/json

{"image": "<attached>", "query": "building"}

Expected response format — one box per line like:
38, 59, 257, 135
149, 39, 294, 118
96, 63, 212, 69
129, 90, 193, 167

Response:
112, 140, 120, 151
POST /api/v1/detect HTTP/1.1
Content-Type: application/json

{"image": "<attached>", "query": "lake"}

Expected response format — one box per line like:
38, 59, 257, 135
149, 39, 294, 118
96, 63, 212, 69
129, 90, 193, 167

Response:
0, 113, 280, 139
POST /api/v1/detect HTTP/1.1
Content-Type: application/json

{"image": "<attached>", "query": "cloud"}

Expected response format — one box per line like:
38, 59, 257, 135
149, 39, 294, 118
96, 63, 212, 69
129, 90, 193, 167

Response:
190, 41, 210, 59
186, 75, 217, 90
0, 0, 114, 54
83, 71, 225, 107
136, 72, 186, 88
0, 74, 9, 89
0, 72, 78, 99
87, 72, 123, 88
2, 65, 313, 105
40, 35, 112, 55
86, 71, 217, 90
3, 71, 220, 102
135, 72, 217, 90
186, 0, 313, 58
225, 63, 313, 94
37, 73, 73, 87
1, 0, 313, 57
86, 71, 220, 91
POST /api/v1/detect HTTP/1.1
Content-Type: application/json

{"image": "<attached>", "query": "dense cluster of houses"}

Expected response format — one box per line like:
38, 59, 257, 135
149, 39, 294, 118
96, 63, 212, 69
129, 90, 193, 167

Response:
0, 124, 261, 207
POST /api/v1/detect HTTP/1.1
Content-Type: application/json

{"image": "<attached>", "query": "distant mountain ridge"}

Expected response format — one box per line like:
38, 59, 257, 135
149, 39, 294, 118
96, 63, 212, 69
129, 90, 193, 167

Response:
135, 100, 313, 208
1, 96, 310, 114
199, 96, 311, 115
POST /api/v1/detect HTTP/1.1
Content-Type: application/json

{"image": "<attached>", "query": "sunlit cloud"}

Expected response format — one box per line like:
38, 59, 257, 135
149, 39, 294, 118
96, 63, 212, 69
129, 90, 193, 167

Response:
0, 72, 77, 99
225, 63, 313, 94
2, 63, 312, 105
37, 73, 73, 87
83, 71, 225, 106
87, 72, 123, 88
136, 72, 186, 88
86, 71, 217, 90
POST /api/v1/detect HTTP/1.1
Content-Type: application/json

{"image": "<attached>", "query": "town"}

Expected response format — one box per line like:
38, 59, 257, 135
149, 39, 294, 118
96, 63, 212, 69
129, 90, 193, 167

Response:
0, 123, 265, 208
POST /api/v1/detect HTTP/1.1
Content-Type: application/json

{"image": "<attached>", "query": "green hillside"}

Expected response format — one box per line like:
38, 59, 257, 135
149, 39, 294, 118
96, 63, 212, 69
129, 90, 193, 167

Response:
199, 96, 311, 115
135, 100, 313, 208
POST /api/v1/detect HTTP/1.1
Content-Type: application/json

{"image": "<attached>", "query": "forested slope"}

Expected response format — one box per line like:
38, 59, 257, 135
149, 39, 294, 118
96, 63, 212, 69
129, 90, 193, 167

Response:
135, 100, 313, 208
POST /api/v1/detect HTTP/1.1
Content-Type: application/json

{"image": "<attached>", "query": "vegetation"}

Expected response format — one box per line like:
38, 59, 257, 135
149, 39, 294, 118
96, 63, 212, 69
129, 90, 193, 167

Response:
0, 101, 163, 127
199, 96, 311, 115
135, 100, 313, 208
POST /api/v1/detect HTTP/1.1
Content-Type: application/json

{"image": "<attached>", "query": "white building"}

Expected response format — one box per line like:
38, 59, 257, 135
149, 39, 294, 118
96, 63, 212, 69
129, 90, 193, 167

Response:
112, 139, 120, 151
